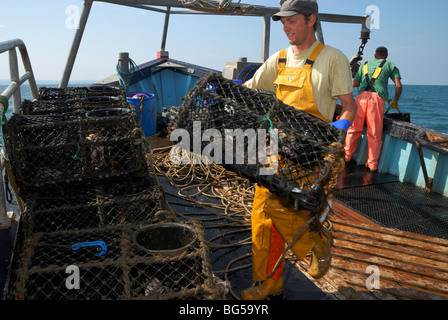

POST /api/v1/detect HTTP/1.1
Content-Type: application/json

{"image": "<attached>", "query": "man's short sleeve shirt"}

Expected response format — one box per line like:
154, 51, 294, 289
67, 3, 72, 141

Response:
244, 41, 353, 122
354, 59, 401, 101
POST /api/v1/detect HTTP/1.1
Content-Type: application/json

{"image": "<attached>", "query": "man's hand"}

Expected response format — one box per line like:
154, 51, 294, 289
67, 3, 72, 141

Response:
329, 119, 351, 131
390, 99, 399, 109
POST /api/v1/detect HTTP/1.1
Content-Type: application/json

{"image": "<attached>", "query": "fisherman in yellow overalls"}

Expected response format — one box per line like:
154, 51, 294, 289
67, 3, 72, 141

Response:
242, 0, 357, 300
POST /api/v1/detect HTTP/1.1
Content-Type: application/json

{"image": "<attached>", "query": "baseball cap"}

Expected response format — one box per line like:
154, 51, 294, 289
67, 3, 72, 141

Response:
272, 0, 318, 21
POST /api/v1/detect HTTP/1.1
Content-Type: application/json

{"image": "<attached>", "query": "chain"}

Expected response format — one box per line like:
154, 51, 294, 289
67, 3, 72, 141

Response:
350, 32, 370, 78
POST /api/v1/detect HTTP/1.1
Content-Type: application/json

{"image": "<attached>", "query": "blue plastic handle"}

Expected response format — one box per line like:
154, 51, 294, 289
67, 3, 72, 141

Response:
71, 241, 107, 256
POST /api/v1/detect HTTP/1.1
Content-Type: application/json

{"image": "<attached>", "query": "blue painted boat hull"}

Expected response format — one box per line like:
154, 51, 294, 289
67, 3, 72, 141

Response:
350, 115, 448, 196
128, 58, 220, 114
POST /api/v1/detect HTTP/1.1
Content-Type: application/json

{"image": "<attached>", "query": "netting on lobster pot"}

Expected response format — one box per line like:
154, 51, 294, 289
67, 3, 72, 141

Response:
6, 222, 223, 300
7, 226, 129, 300
22, 96, 129, 115
172, 73, 346, 214
175, 74, 274, 131
22, 175, 169, 235
38, 85, 126, 101
5, 107, 148, 199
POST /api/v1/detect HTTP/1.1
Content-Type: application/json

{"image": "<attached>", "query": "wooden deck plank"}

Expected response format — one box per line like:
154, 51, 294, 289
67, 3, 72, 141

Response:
330, 254, 448, 299
332, 241, 448, 282
331, 200, 378, 225
333, 223, 448, 262
331, 215, 448, 248
331, 246, 448, 295
291, 200, 448, 300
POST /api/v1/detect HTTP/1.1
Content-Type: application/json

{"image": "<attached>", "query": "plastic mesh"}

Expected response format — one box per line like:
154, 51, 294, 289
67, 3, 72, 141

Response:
173, 73, 346, 213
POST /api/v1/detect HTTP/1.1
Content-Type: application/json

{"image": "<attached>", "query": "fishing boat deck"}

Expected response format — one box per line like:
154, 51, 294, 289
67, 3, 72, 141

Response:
148, 136, 448, 300
336, 162, 448, 239
2, 135, 448, 300
310, 163, 448, 300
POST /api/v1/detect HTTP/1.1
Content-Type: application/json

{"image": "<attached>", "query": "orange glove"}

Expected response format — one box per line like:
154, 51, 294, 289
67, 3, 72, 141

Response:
390, 100, 399, 109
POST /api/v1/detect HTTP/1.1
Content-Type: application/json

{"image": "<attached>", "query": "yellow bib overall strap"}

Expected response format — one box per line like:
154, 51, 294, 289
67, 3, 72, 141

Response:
274, 43, 327, 122
363, 59, 387, 92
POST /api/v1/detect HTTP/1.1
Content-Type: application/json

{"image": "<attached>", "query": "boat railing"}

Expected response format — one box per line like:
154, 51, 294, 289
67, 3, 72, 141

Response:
415, 131, 448, 155
0, 38, 39, 112
415, 131, 448, 191
0, 38, 38, 228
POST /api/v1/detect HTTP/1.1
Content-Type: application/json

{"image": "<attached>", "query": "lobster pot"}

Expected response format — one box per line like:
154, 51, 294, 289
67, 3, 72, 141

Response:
22, 175, 167, 234
6, 222, 222, 300
127, 222, 221, 300
5, 108, 148, 199
21, 96, 129, 115
173, 73, 346, 213
38, 85, 126, 101
6, 227, 127, 300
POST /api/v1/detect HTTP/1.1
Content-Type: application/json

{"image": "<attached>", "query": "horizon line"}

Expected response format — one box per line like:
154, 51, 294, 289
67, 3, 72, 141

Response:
1, 79, 448, 87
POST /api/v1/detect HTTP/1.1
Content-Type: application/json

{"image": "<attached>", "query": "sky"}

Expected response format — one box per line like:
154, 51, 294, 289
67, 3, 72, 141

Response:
1, 0, 448, 85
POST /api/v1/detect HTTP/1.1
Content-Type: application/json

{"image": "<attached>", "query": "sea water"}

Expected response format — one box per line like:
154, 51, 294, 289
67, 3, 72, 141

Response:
1, 82, 448, 134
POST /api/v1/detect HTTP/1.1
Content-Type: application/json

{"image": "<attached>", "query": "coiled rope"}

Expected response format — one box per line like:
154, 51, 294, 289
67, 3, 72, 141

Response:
116, 58, 143, 91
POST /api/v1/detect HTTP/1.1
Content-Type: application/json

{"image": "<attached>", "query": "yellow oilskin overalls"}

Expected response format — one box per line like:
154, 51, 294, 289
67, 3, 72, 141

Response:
250, 43, 327, 282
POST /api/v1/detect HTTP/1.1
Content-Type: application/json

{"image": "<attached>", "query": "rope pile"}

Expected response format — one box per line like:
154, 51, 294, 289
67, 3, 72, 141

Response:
153, 145, 255, 219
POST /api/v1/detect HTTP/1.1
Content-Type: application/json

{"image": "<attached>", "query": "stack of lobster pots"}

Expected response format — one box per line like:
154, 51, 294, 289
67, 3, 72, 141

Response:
3, 85, 220, 300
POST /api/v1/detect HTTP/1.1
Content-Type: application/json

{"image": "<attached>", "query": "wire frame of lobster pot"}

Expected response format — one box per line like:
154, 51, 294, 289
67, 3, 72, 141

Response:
172, 73, 346, 213
21, 96, 129, 115
22, 175, 168, 234
38, 85, 126, 101
6, 222, 223, 300
5, 108, 148, 198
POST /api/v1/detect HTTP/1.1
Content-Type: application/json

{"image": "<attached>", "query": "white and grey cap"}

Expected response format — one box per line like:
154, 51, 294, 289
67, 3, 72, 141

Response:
272, 0, 318, 21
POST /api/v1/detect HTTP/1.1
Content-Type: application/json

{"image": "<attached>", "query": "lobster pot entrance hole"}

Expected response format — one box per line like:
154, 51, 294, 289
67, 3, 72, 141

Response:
133, 223, 197, 255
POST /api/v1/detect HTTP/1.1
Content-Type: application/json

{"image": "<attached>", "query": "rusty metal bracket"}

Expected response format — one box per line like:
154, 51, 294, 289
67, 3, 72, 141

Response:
414, 131, 448, 192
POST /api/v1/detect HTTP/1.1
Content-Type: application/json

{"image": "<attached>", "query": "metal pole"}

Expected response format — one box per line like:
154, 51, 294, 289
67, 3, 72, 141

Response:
316, 19, 324, 44
118, 52, 129, 73
9, 48, 21, 113
59, 0, 93, 89
161, 6, 171, 52
261, 15, 270, 62
118, 52, 129, 87
18, 45, 39, 101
